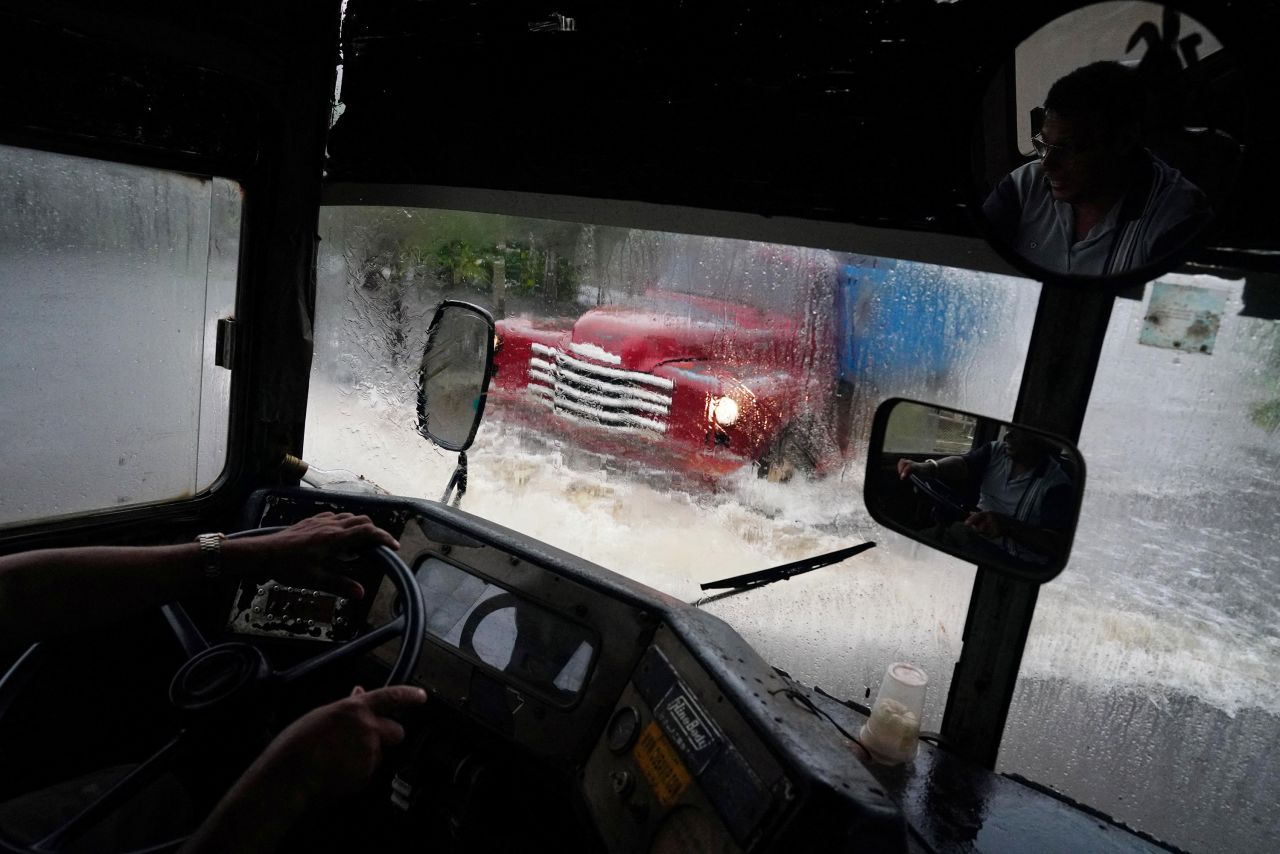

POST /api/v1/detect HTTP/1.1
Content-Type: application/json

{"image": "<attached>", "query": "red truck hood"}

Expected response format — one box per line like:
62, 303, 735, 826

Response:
567, 296, 796, 373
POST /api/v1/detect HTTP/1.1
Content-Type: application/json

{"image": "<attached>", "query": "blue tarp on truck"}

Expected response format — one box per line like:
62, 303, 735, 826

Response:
834, 254, 986, 391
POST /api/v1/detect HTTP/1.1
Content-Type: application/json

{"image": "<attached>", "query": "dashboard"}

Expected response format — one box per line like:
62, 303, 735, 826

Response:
229, 487, 905, 852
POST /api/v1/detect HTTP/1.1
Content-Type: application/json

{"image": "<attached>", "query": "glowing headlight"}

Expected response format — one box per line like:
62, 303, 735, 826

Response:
712, 396, 740, 427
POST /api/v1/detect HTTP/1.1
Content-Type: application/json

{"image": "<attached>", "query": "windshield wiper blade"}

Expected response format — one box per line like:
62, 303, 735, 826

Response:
694, 541, 876, 605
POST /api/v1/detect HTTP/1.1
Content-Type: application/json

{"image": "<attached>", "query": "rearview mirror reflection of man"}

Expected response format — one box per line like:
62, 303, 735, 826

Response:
984, 60, 1211, 276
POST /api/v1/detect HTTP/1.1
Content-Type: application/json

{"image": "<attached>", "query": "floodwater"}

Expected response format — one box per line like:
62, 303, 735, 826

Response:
306, 248, 1279, 853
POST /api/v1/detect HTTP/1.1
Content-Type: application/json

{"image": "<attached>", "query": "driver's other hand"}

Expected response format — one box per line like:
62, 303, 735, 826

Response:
253, 685, 428, 808
963, 511, 1004, 537
897, 458, 923, 480
227, 512, 400, 600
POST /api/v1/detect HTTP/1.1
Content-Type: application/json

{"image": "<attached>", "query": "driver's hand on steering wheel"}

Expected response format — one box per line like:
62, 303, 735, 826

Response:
897, 458, 925, 479
224, 512, 400, 601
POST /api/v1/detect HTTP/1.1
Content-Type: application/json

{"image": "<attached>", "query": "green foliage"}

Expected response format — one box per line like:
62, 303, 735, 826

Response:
1249, 323, 1280, 434
432, 239, 495, 290
430, 238, 579, 299
496, 242, 580, 297
1252, 399, 1280, 433
326, 207, 584, 302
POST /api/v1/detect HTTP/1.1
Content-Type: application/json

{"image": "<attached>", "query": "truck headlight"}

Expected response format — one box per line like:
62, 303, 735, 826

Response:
712, 396, 739, 427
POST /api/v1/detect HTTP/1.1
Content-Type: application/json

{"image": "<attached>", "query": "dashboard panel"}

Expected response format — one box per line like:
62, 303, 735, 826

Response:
233, 487, 906, 851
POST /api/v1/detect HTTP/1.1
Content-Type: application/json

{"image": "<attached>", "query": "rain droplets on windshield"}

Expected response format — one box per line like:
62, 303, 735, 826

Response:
306, 208, 1039, 729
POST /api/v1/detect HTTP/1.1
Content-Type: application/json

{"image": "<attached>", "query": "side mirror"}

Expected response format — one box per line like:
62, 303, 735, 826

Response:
863, 398, 1085, 584
417, 300, 496, 452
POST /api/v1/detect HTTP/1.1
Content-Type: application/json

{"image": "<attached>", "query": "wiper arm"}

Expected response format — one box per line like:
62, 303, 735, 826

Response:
693, 541, 876, 606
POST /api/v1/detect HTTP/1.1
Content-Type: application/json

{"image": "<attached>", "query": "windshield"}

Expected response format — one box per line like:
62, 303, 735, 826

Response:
306, 207, 1039, 733
1000, 276, 1280, 852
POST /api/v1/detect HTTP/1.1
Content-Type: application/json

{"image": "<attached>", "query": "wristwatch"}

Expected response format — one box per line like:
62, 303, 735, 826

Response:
195, 532, 227, 579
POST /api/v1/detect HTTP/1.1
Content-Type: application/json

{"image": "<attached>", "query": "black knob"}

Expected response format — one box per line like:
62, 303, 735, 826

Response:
606, 706, 642, 754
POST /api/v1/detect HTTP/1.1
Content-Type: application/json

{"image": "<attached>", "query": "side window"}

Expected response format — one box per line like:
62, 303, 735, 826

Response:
0, 144, 240, 527
883, 406, 978, 456
999, 275, 1279, 853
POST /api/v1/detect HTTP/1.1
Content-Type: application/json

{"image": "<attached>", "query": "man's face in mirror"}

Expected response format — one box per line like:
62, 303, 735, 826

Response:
1003, 428, 1053, 468
1039, 110, 1137, 206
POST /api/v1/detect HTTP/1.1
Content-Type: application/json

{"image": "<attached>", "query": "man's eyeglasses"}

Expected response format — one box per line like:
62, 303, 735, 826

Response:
1031, 133, 1079, 161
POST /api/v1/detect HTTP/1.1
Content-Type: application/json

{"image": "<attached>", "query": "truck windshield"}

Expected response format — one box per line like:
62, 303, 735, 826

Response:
306, 205, 1278, 853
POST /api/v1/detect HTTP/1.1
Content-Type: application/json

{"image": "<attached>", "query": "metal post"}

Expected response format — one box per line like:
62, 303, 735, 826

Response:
939, 282, 1116, 768
492, 259, 506, 319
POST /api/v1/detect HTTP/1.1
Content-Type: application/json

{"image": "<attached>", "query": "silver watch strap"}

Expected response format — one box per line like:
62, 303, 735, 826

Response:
195, 532, 226, 579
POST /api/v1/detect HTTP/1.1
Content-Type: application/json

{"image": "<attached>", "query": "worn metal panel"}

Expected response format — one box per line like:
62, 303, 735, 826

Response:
1140, 281, 1228, 354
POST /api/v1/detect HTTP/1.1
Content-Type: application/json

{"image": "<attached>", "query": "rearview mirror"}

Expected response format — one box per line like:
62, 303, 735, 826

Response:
417, 300, 496, 452
863, 399, 1085, 584
973, 3, 1240, 287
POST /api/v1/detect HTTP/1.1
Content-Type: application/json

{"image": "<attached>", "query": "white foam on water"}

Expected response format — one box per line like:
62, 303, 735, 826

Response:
304, 379, 1280, 720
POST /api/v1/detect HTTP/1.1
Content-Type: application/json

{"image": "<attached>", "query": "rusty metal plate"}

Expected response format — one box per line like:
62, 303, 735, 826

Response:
1140, 281, 1228, 354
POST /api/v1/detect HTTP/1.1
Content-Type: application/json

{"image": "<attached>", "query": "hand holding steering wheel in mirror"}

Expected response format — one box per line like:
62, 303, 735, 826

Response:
907, 471, 974, 520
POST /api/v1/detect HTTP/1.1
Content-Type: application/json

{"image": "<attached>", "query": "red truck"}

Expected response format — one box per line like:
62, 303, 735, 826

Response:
487, 243, 842, 481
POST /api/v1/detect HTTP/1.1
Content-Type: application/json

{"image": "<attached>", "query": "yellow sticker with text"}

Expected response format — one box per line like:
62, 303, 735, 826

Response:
633, 721, 692, 807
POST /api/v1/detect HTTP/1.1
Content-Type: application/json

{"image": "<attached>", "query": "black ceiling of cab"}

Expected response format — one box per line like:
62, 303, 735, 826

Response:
328, 0, 991, 234
0, 0, 1276, 251
0, 0, 338, 177
328, 0, 1279, 251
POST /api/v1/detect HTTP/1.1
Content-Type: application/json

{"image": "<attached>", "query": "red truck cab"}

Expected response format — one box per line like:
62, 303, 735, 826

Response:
489, 244, 840, 480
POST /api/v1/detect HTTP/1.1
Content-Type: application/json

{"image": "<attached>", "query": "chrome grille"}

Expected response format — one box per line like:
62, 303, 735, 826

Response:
527, 343, 673, 433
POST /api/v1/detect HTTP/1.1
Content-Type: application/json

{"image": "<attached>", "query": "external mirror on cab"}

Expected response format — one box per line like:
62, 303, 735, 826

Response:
974, 3, 1240, 287
864, 399, 1085, 584
417, 300, 496, 452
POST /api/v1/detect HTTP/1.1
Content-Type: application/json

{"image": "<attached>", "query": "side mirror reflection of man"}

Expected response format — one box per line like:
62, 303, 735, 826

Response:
897, 429, 1075, 568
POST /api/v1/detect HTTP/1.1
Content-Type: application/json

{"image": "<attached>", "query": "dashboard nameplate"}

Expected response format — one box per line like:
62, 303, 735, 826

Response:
653, 679, 725, 775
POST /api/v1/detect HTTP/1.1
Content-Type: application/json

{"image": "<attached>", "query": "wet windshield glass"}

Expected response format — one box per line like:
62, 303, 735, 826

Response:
306, 207, 1040, 732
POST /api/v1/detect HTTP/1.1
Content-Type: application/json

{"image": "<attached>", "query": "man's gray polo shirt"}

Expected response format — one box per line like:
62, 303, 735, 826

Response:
983, 153, 1211, 276
962, 440, 1074, 564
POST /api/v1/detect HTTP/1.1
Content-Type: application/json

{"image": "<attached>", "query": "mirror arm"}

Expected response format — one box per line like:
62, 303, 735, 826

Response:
441, 450, 468, 507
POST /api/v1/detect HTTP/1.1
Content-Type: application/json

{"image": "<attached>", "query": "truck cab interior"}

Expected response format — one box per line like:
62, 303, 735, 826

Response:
1, 1, 1277, 852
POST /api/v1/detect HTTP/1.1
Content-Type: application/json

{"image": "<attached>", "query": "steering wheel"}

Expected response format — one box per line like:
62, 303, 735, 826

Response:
0, 526, 425, 854
907, 472, 974, 521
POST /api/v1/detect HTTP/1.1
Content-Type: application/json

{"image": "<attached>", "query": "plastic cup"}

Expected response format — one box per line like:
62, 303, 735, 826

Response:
859, 662, 928, 764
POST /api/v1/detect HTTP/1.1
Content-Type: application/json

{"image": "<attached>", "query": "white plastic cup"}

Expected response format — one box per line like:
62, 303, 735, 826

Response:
859, 662, 928, 764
